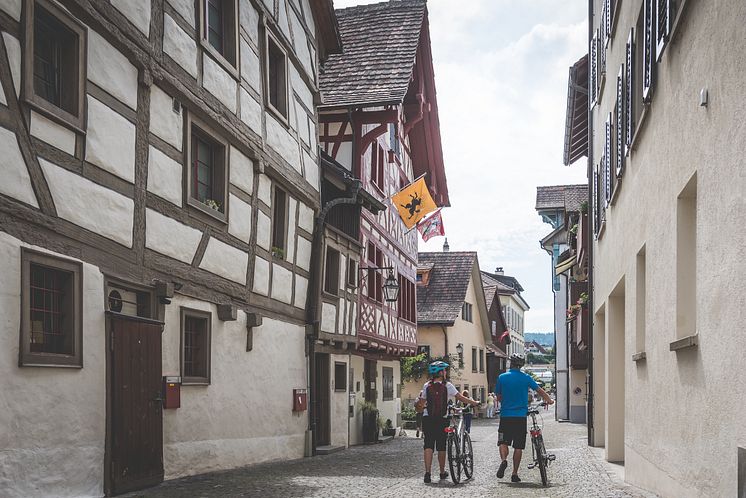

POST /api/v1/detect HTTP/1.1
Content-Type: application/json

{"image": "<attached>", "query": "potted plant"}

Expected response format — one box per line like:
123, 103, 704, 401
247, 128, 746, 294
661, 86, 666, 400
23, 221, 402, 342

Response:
204, 199, 222, 212
271, 246, 285, 260
382, 418, 396, 437
566, 303, 582, 322
360, 401, 379, 443
578, 292, 589, 307
580, 201, 588, 214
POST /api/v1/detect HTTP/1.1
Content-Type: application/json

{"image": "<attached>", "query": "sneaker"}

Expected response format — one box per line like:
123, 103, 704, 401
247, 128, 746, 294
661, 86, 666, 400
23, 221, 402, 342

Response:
511, 474, 521, 483
496, 460, 508, 478
424, 472, 431, 483
439, 471, 448, 480
416, 430, 420, 438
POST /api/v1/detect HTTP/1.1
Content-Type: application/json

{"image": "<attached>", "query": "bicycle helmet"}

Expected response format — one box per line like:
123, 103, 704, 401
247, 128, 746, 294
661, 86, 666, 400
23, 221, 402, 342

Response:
428, 360, 449, 375
509, 353, 525, 368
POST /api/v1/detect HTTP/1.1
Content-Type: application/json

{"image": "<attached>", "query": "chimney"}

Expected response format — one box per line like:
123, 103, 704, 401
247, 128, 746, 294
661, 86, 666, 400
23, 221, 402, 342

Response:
443, 238, 450, 252
495, 267, 504, 275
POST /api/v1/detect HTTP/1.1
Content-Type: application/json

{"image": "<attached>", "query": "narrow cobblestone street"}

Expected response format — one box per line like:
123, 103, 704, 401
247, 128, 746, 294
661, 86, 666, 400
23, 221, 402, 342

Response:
125, 411, 656, 498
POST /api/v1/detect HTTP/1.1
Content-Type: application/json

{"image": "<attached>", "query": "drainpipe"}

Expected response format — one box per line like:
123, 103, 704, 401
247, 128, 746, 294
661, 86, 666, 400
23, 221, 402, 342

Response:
586, 0, 596, 445
441, 325, 448, 361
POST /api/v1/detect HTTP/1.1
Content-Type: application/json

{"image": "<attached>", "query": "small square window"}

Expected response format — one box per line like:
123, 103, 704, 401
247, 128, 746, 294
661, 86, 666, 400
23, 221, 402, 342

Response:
187, 118, 228, 222
472, 347, 477, 373
382, 367, 394, 401
266, 33, 288, 120
23, 0, 86, 130
20, 249, 82, 367
461, 302, 473, 323
370, 144, 385, 190
181, 308, 211, 385
272, 186, 287, 257
324, 247, 340, 296
334, 362, 347, 392
199, 0, 239, 72
366, 242, 383, 303
346, 258, 357, 288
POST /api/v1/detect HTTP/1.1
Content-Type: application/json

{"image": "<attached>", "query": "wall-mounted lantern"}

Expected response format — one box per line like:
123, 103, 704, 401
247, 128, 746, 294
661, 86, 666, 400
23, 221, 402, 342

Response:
360, 266, 400, 303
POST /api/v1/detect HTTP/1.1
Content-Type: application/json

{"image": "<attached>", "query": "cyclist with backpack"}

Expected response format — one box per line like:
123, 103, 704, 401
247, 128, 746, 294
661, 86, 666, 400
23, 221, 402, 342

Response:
495, 354, 554, 483
415, 361, 479, 483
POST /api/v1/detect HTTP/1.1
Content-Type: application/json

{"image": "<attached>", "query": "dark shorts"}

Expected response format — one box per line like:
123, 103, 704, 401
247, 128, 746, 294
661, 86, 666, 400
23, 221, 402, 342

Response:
498, 416, 527, 449
422, 416, 449, 451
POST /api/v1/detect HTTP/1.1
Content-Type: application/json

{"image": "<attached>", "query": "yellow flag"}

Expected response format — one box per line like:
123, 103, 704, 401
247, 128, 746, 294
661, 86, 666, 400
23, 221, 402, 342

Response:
392, 177, 438, 229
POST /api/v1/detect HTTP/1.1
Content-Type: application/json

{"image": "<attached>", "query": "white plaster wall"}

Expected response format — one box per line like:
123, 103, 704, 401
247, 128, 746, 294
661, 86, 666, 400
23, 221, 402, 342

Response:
162, 300, 308, 478
229, 146, 254, 195
147, 145, 183, 206
85, 95, 136, 182
111, 0, 151, 36
295, 236, 311, 271
266, 114, 301, 173
150, 85, 183, 151
41, 158, 134, 247
0, 0, 21, 21
202, 55, 237, 113
270, 263, 293, 304
2, 32, 20, 97
298, 202, 314, 233
0, 126, 39, 208
87, 29, 138, 109
376, 360, 401, 431
256, 211, 271, 251
228, 194, 252, 242
252, 256, 270, 296
145, 209, 202, 264
293, 275, 307, 309
257, 174, 272, 206
29, 110, 76, 155
199, 238, 248, 285
286, 197, 297, 263
591, 1, 746, 496
239, 89, 262, 134
348, 354, 365, 446
240, 38, 262, 92
239, 0, 260, 44
168, 0, 195, 27
163, 13, 198, 79
303, 149, 319, 191
321, 301, 336, 334
0, 233, 106, 498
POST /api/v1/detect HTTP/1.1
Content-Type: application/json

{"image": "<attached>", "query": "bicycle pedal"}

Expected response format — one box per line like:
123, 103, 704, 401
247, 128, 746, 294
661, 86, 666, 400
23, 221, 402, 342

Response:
527, 463, 536, 469
547, 455, 556, 461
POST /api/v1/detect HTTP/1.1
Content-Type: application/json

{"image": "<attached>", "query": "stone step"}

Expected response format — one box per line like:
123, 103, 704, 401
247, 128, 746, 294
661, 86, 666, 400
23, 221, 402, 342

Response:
315, 445, 345, 455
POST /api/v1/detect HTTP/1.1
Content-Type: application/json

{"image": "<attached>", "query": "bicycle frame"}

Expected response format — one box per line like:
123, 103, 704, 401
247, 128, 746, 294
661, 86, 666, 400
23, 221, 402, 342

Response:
527, 404, 555, 486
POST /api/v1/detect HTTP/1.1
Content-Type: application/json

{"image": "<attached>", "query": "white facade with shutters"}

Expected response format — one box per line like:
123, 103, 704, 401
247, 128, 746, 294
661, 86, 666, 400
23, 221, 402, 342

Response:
587, 0, 746, 497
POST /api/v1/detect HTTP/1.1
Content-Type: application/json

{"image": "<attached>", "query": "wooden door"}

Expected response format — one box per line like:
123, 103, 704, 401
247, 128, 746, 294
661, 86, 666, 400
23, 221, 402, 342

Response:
364, 359, 377, 405
109, 313, 164, 495
314, 353, 331, 447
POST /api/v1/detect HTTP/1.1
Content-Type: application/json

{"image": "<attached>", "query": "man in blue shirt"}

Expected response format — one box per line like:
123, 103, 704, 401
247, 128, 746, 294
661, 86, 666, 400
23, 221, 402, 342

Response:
494, 354, 554, 482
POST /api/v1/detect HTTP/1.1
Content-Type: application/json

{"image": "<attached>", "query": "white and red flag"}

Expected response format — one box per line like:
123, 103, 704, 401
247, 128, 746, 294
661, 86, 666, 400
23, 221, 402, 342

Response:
417, 209, 445, 242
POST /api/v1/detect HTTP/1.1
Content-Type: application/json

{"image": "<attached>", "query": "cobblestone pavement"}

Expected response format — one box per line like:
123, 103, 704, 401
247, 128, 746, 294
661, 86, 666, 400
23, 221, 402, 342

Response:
125, 410, 657, 498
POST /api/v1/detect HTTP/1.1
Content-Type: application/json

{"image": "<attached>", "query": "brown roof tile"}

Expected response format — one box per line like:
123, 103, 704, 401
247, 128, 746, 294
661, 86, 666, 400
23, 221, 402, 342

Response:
319, 0, 426, 108
417, 251, 475, 324
535, 184, 588, 212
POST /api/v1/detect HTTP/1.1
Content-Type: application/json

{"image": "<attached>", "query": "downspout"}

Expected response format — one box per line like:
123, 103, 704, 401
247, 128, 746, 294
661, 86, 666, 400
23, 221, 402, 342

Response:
441, 325, 448, 361
586, 0, 596, 445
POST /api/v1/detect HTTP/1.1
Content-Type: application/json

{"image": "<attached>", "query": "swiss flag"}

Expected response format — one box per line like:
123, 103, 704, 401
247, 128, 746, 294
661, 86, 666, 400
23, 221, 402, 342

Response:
499, 330, 511, 344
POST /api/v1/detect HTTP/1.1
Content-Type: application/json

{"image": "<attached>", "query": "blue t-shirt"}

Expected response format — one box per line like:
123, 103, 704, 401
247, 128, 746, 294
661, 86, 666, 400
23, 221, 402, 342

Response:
495, 369, 539, 417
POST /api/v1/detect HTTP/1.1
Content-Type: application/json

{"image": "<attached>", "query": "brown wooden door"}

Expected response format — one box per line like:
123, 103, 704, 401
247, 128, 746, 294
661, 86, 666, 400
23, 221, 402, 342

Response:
313, 353, 330, 447
109, 313, 164, 495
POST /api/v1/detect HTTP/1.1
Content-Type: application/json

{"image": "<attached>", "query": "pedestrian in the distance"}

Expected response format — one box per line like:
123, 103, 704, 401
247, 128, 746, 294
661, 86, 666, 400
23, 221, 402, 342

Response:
486, 393, 496, 418
459, 390, 474, 433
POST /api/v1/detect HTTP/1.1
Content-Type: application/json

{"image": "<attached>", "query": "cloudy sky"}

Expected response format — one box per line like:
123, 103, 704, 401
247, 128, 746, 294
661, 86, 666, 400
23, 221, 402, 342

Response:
332, 0, 588, 332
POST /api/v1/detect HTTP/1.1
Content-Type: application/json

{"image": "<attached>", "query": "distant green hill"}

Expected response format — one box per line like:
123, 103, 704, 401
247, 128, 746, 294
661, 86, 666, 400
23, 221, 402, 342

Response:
524, 332, 554, 347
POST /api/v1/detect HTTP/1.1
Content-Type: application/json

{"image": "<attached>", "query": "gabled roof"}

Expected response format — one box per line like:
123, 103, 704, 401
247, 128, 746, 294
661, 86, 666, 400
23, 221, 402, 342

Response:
319, 0, 426, 108
481, 271, 530, 310
563, 54, 589, 166
417, 251, 475, 325
535, 184, 588, 213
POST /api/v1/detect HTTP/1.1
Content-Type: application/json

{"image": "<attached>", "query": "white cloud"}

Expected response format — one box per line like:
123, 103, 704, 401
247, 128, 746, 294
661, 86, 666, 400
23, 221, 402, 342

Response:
333, 1, 588, 331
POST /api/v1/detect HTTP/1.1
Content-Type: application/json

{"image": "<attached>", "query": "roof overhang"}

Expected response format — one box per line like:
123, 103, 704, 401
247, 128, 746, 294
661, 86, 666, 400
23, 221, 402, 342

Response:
310, 0, 342, 60
563, 54, 589, 166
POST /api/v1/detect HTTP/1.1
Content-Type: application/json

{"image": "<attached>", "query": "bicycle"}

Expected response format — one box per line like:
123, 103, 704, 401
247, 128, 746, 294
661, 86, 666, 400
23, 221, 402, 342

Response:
526, 402, 556, 486
444, 403, 474, 484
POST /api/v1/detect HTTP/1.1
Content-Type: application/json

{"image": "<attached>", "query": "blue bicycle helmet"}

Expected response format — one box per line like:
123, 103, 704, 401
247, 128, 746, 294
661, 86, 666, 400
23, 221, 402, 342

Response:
428, 360, 449, 375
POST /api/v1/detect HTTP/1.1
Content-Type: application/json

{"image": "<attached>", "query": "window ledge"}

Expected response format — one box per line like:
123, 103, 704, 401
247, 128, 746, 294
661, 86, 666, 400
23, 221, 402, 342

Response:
182, 380, 210, 386
670, 334, 698, 352
200, 41, 240, 80
187, 198, 228, 224
266, 102, 290, 128
632, 351, 647, 362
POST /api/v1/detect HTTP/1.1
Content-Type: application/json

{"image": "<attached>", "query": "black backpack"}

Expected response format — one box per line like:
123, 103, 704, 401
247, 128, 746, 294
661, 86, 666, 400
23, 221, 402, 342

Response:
426, 381, 448, 418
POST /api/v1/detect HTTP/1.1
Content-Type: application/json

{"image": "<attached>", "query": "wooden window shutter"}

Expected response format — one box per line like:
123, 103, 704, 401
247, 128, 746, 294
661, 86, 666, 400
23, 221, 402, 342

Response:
643, 0, 656, 102
604, 115, 612, 206
615, 66, 624, 178
656, 0, 672, 61
590, 31, 598, 107
599, 26, 607, 81
605, 0, 614, 43
601, 0, 608, 47
625, 29, 635, 149
593, 167, 600, 235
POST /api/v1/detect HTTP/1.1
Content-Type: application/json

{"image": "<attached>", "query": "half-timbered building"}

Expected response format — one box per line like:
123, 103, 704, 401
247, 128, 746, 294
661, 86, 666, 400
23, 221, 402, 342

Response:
317, 0, 449, 445
0, 0, 339, 495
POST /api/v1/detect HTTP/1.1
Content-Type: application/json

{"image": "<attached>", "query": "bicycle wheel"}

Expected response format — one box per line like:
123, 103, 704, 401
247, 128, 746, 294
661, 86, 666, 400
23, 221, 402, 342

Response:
461, 432, 474, 479
447, 434, 462, 484
534, 436, 548, 487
